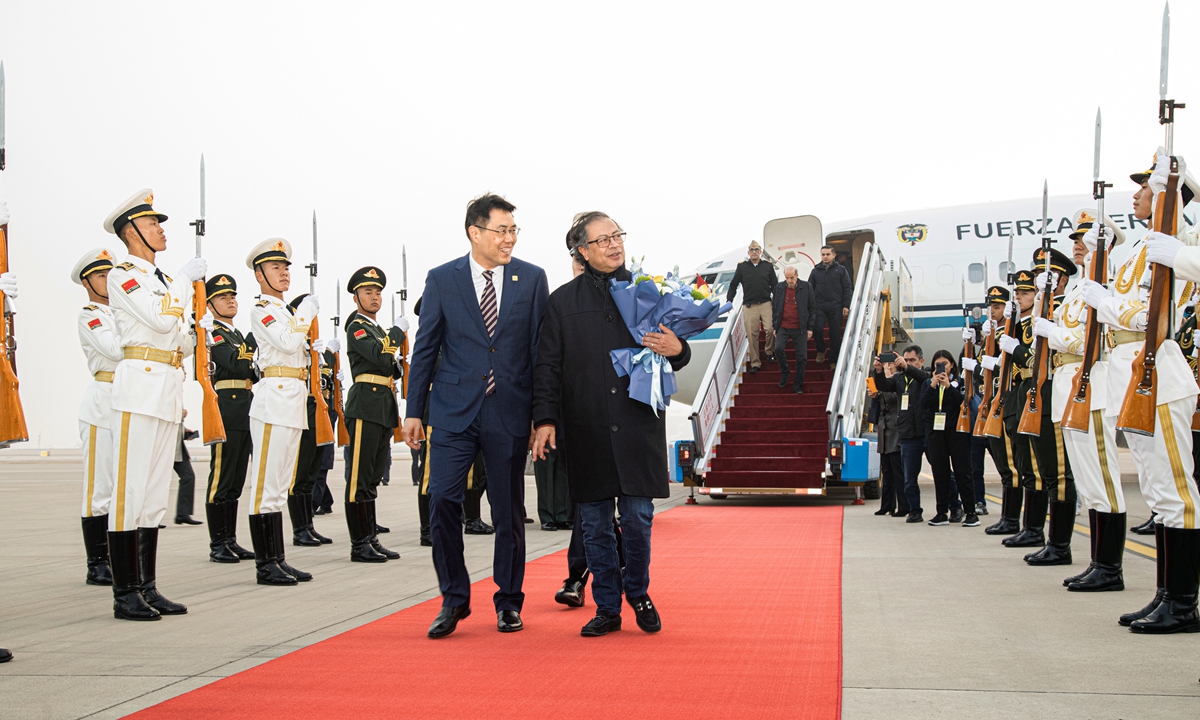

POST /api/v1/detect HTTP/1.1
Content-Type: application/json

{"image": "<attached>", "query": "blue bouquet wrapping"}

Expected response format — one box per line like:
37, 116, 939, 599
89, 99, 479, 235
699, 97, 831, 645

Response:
609, 268, 732, 414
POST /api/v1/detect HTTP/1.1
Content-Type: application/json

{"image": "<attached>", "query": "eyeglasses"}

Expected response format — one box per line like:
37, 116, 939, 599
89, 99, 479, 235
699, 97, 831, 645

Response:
474, 225, 520, 238
748, 248, 762, 253
588, 231, 627, 249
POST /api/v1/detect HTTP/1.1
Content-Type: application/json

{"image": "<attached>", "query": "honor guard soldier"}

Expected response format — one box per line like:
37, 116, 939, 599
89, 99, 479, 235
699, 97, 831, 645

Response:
245, 238, 315, 585
1119, 153, 1200, 633
1043, 212, 1129, 591
103, 189, 203, 621
311, 346, 341, 516
196, 274, 257, 564
997, 269, 1047, 549
285, 293, 334, 548
977, 286, 1022, 535
1023, 246, 1077, 567
343, 266, 406, 562
71, 248, 122, 586
1176, 303, 1200, 488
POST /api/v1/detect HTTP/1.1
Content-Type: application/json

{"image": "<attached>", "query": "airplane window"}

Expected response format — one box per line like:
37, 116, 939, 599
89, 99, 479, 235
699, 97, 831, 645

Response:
968, 263, 985, 283
938, 265, 954, 285
998, 261, 1014, 281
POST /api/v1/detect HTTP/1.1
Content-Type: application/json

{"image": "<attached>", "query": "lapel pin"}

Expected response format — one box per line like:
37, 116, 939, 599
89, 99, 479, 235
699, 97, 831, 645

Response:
512, 275, 518, 282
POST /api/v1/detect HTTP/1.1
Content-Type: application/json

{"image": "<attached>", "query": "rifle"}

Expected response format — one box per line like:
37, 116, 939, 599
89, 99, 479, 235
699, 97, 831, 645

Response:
0, 61, 29, 446
308, 212, 335, 446
189, 155, 226, 446
1018, 182, 1054, 436
331, 281, 349, 446
956, 276, 974, 433
983, 232, 1018, 438
1118, 4, 1184, 437
391, 248, 411, 443
1063, 109, 1112, 432
973, 300, 998, 438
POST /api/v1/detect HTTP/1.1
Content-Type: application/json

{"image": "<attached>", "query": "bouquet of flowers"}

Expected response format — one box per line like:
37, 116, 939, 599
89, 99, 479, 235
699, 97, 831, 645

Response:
609, 258, 732, 414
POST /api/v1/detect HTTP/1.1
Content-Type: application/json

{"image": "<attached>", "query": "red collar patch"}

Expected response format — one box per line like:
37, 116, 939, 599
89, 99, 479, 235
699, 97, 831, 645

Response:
121, 279, 140, 294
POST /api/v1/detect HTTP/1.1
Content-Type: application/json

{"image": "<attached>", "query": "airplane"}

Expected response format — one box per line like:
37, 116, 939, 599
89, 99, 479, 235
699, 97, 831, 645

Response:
673, 192, 1200, 405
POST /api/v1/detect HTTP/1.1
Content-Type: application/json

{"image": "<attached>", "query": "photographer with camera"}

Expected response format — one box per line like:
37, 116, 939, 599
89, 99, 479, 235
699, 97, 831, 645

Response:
920, 350, 979, 527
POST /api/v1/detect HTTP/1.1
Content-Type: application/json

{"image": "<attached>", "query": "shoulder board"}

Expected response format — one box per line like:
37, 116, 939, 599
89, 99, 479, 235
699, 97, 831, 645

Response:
351, 317, 368, 325
116, 262, 136, 271
83, 304, 99, 311
161, 273, 173, 283
256, 299, 270, 308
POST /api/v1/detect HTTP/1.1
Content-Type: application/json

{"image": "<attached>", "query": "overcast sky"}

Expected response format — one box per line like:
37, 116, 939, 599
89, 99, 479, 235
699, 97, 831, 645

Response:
3, 0, 1199, 447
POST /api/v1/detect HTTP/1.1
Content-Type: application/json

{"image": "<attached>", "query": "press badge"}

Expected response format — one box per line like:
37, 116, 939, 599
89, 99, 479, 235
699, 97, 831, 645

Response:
932, 412, 947, 431
901, 395, 909, 411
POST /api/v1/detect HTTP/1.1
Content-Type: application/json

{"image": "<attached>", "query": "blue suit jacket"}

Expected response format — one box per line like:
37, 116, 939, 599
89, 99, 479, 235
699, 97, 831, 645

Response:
406, 254, 549, 437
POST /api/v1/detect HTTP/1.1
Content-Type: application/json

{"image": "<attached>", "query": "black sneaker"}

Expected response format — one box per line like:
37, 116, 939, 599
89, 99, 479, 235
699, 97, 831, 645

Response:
928, 513, 950, 526
793, 386, 804, 394
974, 502, 989, 516
949, 507, 964, 523
778, 376, 788, 387
906, 511, 924, 523
580, 612, 622, 637
962, 513, 980, 527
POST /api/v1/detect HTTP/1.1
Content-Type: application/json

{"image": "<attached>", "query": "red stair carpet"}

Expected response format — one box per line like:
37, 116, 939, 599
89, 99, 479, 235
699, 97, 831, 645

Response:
129, 505, 843, 720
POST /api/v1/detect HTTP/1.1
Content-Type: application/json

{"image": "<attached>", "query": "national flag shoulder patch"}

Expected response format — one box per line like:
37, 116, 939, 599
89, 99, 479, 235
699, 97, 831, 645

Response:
121, 279, 140, 294
212, 335, 225, 345
87, 318, 103, 330
262, 315, 277, 327
353, 329, 367, 339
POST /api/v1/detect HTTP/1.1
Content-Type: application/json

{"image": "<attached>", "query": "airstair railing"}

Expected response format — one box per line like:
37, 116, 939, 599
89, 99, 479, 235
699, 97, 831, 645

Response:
825, 242, 888, 446
687, 287, 747, 475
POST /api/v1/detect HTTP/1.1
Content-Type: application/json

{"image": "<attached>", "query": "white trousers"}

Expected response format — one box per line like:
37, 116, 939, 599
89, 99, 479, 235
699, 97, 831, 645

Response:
108, 411, 176, 532
1124, 396, 1200, 529
248, 418, 302, 515
79, 421, 114, 518
1062, 410, 1125, 514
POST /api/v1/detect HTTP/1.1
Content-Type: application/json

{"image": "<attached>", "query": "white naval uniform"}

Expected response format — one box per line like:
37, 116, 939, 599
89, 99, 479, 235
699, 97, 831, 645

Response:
76, 304, 122, 517
1095, 234, 1200, 529
106, 255, 194, 532
248, 295, 313, 515
1046, 275, 1125, 513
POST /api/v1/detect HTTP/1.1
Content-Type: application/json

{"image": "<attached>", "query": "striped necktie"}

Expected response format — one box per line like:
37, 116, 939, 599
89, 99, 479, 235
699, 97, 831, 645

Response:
481, 270, 497, 396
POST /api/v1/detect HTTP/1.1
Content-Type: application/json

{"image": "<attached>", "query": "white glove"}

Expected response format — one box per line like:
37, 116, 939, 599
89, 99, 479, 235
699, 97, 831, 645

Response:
312, 338, 325, 355
981, 355, 1000, 371
982, 319, 994, 337
1079, 279, 1112, 309
298, 295, 319, 319
962, 327, 975, 342
0, 201, 9, 227
179, 258, 208, 282
961, 358, 978, 373
1149, 147, 1187, 196
1145, 230, 1185, 268
0, 271, 18, 298
336, 368, 346, 383
1032, 316, 1055, 339
1034, 271, 1051, 291
393, 316, 410, 333
326, 336, 341, 354
998, 335, 1020, 355
198, 314, 214, 333
1082, 224, 1102, 252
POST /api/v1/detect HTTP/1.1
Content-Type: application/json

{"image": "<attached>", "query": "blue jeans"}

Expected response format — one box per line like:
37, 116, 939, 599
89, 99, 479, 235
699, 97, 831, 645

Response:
900, 438, 925, 513
580, 496, 654, 616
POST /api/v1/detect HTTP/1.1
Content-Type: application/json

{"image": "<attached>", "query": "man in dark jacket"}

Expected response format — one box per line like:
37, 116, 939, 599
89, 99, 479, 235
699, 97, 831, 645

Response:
532, 210, 690, 638
726, 240, 777, 371
808, 245, 853, 366
872, 345, 928, 522
771, 266, 815, 393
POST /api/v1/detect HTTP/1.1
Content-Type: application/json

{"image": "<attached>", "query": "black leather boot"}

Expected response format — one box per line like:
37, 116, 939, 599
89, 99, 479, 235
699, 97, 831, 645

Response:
1026, 500, 1073, 566
271, 512, 312, 581
368, 501, 400, 560
1130, 512, 1158, 535
985, 485, 1022, 535
137, 527, 187, 615
109, 530, 160, 621
206, 502, 239, 563
1003, 489, 1046, 547
250, 513, 297, 585
1063, 509, 1097, 586
303, 493, 332, 544
223, 501, 255, 560
1120, 523, 1164, 626
82, 515, 113, 585
1070, 511, 1125, 592
347, 501, 388, 562
1130, 526, 1200, 634
288, 494, 321, 547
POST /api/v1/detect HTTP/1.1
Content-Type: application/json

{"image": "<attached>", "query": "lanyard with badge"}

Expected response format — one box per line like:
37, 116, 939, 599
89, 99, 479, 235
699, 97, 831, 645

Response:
900, 376, 912, 411
932, 385, 947, 431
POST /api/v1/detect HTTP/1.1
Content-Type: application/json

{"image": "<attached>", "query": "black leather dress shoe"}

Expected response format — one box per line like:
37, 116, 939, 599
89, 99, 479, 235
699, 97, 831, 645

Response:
555, 579, 585, 607
541, 522, 558, 531
420, 531, 433, 547
498, 610, 524, 633
581, 612, 622, 637
174, 515, 203, 526
428, 605, 471, 638
749, 366, 760, 373
375, 523, 390, 534
370, 538, 400, 560
628, 594, 661, 633
0, 647, 11, 663
464, 519, 495, 535
524, 517, 534, 524
556, 520, 574, 530
778, 376, 788, 388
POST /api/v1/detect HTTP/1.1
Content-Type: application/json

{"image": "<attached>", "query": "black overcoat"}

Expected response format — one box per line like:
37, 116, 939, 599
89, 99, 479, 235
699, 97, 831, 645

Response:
532, 265, 691, 503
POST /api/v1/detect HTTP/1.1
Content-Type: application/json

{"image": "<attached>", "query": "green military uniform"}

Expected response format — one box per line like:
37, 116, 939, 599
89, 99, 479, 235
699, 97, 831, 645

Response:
1177, 310, 1200, 488
981, 285, 1023, 536
1001, 270, 1047, 548
343, 267, 405, 562
284, 294, 335, 548
203, 274, 257, 564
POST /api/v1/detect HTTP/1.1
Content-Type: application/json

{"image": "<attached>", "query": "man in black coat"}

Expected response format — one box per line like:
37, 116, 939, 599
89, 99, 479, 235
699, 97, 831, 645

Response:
808, 245, 853, 366
726, 240, 777, 371
771, 266, 815, 393
533, 210, 691, 638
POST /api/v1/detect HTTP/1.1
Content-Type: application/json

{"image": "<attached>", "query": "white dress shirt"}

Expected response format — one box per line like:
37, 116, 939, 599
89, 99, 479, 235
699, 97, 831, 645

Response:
468, 253, 504, 313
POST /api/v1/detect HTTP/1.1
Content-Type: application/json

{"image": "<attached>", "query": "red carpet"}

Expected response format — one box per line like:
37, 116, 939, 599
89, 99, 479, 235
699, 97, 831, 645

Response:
129, 505, 843, 720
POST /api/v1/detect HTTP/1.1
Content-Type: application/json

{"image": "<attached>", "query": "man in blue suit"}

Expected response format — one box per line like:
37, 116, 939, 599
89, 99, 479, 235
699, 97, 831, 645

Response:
403, 194, 549, 638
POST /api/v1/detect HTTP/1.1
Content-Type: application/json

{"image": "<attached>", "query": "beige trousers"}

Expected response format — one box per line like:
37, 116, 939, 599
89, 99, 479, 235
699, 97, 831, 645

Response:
742, 302, 775, 368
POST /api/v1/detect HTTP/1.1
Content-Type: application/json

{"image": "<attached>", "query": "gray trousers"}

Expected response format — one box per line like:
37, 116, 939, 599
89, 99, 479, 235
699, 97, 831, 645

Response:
534, 449, 571, 525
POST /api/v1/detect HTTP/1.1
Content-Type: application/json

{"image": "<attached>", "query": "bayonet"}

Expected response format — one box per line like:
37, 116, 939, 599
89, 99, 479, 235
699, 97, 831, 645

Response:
1093, 108, 1101, 183
1040, 180, 1050, 240
335, 278, 341, 330
0, 62, 6, 171
1160, 2, 1170, 101
400, 245, 408, 316
189, 155, 206, 255
308, 211, 318, 296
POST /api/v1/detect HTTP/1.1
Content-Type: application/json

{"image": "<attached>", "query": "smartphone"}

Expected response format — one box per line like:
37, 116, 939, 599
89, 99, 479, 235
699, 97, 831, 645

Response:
866, 377, 878, 393
879, 352, 897, 363
935, 361, 948, 374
